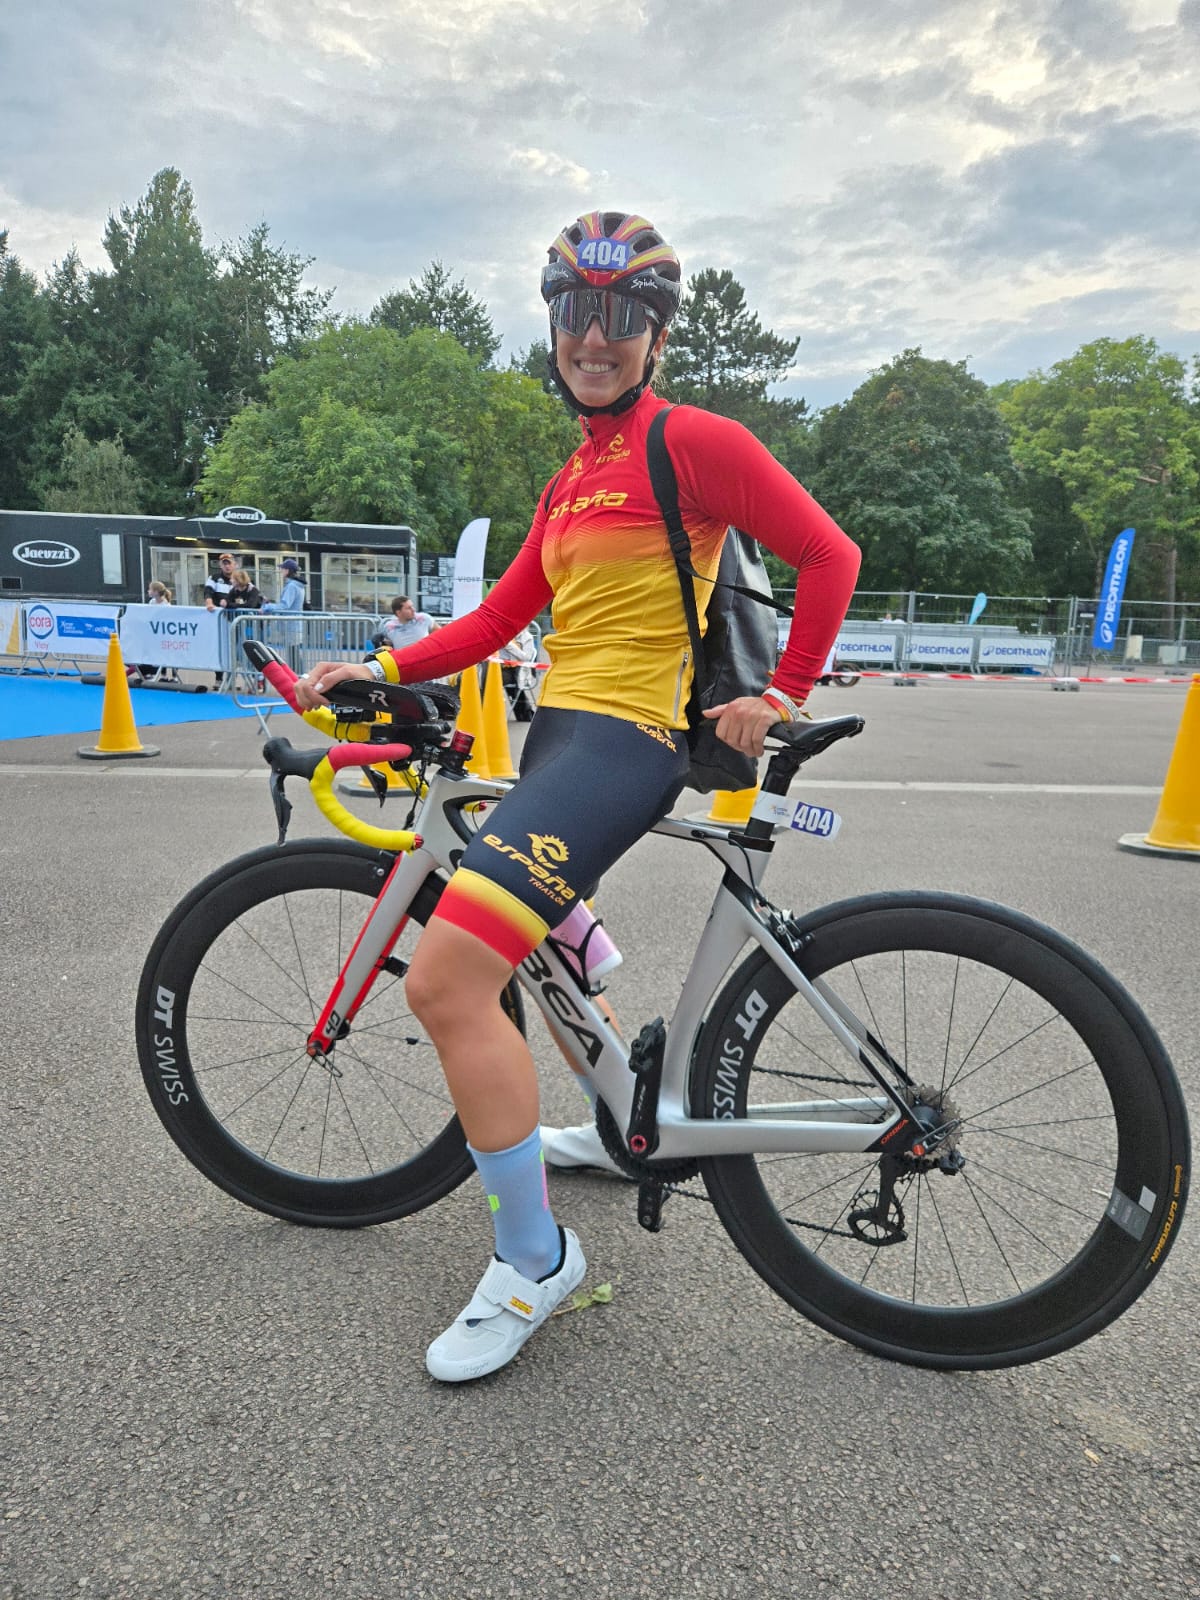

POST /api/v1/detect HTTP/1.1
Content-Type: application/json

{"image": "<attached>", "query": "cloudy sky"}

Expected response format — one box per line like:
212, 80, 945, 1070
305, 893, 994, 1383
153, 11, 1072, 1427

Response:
4, 0, 1199, 408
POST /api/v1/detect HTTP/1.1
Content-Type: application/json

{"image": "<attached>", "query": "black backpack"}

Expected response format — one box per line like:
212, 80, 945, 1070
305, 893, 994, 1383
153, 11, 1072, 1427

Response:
647, 406, 792, 793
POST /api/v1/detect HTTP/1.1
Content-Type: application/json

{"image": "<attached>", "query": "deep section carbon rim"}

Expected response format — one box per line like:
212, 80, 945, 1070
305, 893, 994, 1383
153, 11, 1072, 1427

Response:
693, 892, 1188, 1368
137, 843, 518, 1225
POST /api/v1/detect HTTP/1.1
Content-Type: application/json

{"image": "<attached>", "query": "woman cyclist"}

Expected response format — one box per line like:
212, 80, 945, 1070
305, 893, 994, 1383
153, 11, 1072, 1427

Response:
296, 211, 861, 1383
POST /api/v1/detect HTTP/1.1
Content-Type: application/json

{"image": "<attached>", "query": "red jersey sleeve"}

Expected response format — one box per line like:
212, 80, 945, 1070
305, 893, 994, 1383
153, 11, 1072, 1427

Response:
386, 506, 554, 684
667, 408, 861, 702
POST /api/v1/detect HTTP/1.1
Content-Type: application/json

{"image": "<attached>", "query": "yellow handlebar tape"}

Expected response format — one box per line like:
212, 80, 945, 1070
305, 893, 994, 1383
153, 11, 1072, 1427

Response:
309, 757, 420, 854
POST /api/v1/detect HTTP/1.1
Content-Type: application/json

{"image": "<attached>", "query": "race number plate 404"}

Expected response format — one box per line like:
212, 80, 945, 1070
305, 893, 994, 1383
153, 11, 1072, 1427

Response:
750, 794, 843, 840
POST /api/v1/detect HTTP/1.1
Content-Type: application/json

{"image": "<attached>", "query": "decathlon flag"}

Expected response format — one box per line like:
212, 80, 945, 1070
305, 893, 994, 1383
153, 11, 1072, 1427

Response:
452, 517, 490, 620
968, 592, 988, 626
1092, 528, 1136, 650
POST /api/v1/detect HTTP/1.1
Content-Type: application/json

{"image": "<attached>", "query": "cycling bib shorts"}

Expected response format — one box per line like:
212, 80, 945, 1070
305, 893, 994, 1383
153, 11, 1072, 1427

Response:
430, 708, 688, 967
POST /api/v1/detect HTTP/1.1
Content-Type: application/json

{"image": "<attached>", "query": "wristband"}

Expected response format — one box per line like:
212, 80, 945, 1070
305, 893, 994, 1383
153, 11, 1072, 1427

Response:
365, 657, 388, 682
761, 687, 804, 724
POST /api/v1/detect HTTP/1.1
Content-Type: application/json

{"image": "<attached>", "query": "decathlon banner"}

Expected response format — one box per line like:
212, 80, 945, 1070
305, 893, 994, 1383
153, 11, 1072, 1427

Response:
22, 600, 122, 657
1092, 528, 1135, 651
978, 637, 1057, 669
452, 518, 490, 620
119, 605, 226, 670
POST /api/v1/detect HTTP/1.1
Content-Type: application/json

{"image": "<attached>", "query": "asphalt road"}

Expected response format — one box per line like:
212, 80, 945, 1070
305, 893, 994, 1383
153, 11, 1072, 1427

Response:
2, 677, 1197, 1599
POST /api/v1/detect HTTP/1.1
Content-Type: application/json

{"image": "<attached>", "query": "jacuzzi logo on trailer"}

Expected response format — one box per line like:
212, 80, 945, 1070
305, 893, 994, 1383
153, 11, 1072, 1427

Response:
27, 605, 55, 642
13, 540, 80, 567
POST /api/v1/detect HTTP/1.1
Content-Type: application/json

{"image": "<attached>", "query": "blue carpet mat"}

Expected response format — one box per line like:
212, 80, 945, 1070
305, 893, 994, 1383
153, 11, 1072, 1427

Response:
0, 673, 269, 742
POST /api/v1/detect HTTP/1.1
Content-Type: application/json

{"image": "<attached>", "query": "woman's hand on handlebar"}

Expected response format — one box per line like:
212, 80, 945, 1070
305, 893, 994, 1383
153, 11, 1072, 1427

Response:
294, 660, 374, 711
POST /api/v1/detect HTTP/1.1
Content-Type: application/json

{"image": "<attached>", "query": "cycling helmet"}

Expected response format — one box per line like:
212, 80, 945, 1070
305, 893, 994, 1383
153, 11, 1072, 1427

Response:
541, 210, 682, 417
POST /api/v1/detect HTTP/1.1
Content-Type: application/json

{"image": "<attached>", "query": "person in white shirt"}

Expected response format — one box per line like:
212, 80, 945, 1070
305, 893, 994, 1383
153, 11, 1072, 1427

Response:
382, 595, 437, 649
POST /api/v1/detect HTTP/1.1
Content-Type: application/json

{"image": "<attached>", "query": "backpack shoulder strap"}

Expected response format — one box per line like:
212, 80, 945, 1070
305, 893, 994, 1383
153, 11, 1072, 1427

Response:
540, 472, 562, 516
647, 407, 708, 695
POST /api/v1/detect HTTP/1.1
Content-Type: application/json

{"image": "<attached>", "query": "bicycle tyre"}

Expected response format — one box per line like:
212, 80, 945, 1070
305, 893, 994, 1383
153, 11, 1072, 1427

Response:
691, 891, 1189, 1369
136, 840, 524, 1227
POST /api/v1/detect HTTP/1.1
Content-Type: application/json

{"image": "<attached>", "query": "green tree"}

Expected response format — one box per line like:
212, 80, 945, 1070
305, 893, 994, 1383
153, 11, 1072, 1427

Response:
198, 323, 575, 562
214, 221, 334, 413
0, 233, 51, 507
998, 337, 1200, 605
661, 268, 807, 454
509, 337, 555, 396
371, 261, 500, 366
810, 349, 1033, 592
42, 425, 146, 512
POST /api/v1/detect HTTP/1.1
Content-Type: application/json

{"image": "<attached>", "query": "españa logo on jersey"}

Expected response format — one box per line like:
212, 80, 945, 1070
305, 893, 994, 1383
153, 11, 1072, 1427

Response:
568, 454, 584, 479
596, 431, 631, 466
548, 489, 630, 520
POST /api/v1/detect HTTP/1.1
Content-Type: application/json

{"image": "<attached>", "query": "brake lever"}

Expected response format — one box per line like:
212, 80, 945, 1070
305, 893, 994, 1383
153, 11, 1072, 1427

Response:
270, 768, 294, 845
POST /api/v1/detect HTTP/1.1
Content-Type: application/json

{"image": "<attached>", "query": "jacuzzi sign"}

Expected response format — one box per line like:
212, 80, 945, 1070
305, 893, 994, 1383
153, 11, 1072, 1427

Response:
13, 540, 80, 567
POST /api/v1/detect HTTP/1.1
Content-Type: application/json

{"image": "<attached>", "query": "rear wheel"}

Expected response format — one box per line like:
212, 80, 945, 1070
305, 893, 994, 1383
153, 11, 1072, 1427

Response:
136, 841, 524, 1226
691, 892, 1188, 1368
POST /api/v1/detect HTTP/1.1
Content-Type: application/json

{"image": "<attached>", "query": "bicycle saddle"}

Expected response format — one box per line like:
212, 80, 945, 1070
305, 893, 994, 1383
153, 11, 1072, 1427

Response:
771, 714, 864, 762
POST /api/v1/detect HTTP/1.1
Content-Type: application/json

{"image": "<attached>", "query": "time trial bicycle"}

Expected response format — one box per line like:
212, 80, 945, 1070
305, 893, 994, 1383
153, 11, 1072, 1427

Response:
136, 640, 1190, 1370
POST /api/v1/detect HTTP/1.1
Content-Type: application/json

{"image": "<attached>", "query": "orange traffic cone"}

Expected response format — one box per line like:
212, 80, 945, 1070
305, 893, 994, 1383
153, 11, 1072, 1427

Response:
482, 659, 517, 780
78, 634, 160, 760
706, 784, 759, 825
456, 664, 491, 777
1118, 675, 1200, 859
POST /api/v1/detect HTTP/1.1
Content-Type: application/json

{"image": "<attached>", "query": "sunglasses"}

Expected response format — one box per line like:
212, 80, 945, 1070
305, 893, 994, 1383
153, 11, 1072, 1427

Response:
548, 289, 658, 341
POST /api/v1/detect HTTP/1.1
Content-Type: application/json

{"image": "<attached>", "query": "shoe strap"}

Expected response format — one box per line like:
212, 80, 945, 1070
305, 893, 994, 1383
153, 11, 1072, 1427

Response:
459, 1259, 547, 1325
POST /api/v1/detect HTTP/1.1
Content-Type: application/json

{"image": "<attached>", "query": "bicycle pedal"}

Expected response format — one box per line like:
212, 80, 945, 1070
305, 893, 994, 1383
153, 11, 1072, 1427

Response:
636, 1181, 666, 1233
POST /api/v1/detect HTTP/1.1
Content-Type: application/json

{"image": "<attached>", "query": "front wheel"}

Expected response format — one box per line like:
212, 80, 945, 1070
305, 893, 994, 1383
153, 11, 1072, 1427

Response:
690, 892, 1189, 1369
136, 840, 525, 1226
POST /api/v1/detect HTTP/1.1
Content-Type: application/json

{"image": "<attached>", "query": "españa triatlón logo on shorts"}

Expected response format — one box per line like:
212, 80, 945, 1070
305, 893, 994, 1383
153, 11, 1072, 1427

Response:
482, 831, 576, 907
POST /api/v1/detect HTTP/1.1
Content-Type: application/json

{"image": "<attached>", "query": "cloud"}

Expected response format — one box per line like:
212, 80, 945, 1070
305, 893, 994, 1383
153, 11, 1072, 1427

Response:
1, 0, 1198, 406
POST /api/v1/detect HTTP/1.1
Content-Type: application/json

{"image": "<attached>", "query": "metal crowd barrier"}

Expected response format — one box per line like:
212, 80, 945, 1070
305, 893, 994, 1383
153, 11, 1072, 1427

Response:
225, 611, 387, 731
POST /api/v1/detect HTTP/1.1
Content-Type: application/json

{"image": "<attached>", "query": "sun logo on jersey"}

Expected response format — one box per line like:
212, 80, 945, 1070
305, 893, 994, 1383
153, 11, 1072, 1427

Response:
528, 833, 569, 868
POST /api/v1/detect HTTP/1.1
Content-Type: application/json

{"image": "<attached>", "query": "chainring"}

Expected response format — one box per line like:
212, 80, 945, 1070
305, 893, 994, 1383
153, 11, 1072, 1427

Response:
595, 1099, 700, 1185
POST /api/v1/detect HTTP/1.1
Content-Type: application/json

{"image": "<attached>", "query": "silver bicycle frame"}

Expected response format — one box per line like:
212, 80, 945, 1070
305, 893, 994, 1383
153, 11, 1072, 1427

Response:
325, 764, 903, 1159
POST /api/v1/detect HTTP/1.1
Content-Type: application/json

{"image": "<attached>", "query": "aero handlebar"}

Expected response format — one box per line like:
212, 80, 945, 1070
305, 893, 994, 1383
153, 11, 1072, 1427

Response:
246, 640, 430, 854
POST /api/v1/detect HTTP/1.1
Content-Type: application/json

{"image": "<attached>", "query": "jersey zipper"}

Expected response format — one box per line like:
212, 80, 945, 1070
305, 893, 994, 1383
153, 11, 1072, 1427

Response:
673, 648, 691, 722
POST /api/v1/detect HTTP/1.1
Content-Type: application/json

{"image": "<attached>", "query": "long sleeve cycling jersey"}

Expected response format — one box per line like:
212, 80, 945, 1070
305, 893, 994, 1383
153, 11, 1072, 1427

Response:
378, 389, 860, 727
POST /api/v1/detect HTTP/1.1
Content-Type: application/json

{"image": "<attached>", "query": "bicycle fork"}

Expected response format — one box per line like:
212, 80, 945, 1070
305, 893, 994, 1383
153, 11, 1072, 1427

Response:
304, 847, 437, 1059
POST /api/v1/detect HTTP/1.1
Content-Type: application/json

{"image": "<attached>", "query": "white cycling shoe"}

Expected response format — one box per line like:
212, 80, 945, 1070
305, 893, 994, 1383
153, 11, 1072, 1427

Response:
425, 1228, 586, 1383
540, 1121, 623, 1177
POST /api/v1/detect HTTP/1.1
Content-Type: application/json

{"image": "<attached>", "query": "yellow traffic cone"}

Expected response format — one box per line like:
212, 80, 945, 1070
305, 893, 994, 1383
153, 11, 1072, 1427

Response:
1118, 675, 1200, 858
707, 783, 759, 825
482, 658, 517, 780
78, 633, 160, 760
456, 663, 491, 777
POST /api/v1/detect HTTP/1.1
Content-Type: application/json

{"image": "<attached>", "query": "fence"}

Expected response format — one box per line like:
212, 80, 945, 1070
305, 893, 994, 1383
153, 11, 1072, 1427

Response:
811, 591, 1200, 674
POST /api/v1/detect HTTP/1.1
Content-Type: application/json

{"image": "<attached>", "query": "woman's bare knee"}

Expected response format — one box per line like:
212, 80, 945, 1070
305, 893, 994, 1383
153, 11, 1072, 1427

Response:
406, 917, 514, 1034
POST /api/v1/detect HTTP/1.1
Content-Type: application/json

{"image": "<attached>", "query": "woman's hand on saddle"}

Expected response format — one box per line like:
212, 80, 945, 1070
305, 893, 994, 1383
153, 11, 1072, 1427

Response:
295, 661, 374, 711
703, 695, 792, 758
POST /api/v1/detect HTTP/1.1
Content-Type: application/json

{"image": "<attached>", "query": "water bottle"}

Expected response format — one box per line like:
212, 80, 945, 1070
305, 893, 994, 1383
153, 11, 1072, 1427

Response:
552, 899, 623, 987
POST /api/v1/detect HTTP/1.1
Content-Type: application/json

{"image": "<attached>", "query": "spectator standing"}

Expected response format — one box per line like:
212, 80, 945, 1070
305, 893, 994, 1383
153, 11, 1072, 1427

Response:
262, 556, 307, 670
383, 595, 437, 649
204, 553, 239, 686
225, 569, 264, 611
204, 554, 238, 611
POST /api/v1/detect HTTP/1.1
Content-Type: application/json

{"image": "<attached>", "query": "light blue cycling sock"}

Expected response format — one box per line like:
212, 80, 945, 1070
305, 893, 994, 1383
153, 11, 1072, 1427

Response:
468, 1128, 562, 1282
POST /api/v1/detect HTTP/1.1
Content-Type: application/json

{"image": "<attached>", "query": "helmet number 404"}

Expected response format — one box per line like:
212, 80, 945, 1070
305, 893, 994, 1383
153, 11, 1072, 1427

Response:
579, 239, 630, 270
